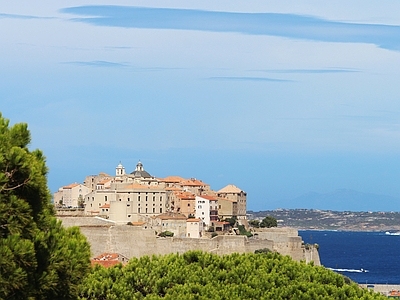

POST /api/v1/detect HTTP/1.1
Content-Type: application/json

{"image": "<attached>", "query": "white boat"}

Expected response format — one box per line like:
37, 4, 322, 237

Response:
385, 231, 400, 235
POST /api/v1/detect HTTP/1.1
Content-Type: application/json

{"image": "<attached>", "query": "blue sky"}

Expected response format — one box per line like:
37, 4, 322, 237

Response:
2, 1, 400, 211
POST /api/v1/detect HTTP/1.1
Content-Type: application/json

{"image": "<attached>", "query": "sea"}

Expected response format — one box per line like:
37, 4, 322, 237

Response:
299, 230, 400, 284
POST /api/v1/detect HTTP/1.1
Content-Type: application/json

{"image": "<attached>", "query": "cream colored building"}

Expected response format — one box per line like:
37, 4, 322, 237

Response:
85, 183, 171, 223
186, 218, 203, 238
54, 183, 91, 208
217, 184, 247, 220
151, 212, 188, 238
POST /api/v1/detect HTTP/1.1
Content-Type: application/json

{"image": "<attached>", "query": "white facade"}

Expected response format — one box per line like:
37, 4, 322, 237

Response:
195, 195, 218, 227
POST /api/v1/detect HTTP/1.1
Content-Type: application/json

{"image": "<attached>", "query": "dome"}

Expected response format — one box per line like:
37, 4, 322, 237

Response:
130, 161, 152, 178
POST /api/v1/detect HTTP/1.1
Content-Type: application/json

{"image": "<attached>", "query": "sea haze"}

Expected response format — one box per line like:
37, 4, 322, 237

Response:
300, 230, 400, 284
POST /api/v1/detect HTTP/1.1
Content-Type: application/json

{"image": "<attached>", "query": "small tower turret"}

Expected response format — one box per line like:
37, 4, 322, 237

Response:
116, 162, 126, 176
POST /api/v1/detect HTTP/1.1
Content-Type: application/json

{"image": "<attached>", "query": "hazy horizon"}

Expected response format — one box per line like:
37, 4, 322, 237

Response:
2, 1, 400, 212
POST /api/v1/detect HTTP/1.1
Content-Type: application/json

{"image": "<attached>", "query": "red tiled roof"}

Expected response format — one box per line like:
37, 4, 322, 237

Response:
180, 179, 207, 187
159, 176, 186, 183
174, 191, 196, 200
197, 195, 218, 201
63, 183, 79, 189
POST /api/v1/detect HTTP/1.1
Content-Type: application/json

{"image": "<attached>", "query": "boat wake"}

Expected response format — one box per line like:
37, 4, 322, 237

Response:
328, 268, 369, 273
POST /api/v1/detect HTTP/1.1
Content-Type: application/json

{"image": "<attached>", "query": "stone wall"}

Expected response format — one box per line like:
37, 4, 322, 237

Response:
59, 216, 320, 265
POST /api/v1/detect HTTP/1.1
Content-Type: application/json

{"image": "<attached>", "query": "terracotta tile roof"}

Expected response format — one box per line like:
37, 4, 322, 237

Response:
197, 195, 218, 201
217, 184, 244, 194
213, 221, 230, 225
91, 260, 120, 268
98, 179, 111, 185
63, 183, 80, 189
389, 290, 400, 296
159, 176, 186, 183
187, 218, 201, 222
91, 252, 126, 268
93, 253, 119, 260
180, 178, 207, 187
100, 204, 110, 208
174, 191, 196, 200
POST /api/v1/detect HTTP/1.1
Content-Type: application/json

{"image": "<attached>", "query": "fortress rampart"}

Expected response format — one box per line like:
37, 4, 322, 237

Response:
59, 216, 320, 265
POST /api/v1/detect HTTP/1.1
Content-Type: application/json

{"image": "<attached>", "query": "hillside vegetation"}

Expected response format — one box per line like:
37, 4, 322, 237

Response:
79, 251, 385, 300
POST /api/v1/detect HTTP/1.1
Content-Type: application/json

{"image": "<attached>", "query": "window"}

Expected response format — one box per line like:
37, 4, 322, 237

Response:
127, 204, 130, 207
128, 198, 130, 201
105, 196, 107, 201
160, 208, 162, 213
138, 196, 141, 201
153, 208, 155, 213
128, 214, 131, 217
138, 208, 141, 213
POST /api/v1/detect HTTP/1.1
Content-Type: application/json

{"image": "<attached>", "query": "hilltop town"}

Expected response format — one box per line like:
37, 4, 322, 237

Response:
54, 161, 247, 237
54, 161, 319, 265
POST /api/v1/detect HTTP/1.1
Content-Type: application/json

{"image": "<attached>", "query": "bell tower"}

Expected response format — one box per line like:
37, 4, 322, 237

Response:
116, 162, 126, 176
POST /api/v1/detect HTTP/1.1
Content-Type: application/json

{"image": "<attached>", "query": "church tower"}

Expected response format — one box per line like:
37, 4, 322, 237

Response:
116, 162, 126, 176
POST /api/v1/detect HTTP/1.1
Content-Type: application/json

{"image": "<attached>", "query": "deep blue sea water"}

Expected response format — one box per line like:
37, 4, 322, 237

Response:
299, 230, 400, 284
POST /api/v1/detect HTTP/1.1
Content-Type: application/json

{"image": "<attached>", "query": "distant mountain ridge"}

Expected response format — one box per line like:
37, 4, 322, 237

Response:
281, 189, 400, 212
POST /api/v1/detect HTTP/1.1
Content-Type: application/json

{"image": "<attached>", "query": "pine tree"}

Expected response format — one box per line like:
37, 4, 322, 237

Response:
0, 113, 91, 299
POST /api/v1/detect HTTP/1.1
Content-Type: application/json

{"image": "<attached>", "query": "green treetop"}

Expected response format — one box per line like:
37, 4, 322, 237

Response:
0, 113, 91, 300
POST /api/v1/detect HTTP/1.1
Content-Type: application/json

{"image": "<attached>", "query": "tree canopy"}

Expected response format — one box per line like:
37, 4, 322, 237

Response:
0, 113, 91, 299
260, 216, 278, 228
78, 251, 386, 300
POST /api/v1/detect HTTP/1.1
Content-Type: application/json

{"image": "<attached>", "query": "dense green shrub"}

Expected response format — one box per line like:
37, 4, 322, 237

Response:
260, 216, 278, 228
158, 231, 174, 237
78, 251, 385, 299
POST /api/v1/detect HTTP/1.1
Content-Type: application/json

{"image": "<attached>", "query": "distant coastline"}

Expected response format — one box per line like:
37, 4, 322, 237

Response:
249, 209, 400, 231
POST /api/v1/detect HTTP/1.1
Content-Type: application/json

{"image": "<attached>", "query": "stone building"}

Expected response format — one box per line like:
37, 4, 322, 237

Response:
217, 184, 247, 220
53, 183, 91, 208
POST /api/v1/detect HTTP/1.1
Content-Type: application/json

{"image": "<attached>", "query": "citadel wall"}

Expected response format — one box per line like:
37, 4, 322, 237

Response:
59, 216, 320, 265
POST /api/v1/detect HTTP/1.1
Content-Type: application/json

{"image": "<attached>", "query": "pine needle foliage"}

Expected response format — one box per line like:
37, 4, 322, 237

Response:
0, 113, 91, 299
79, 251, 386, 300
